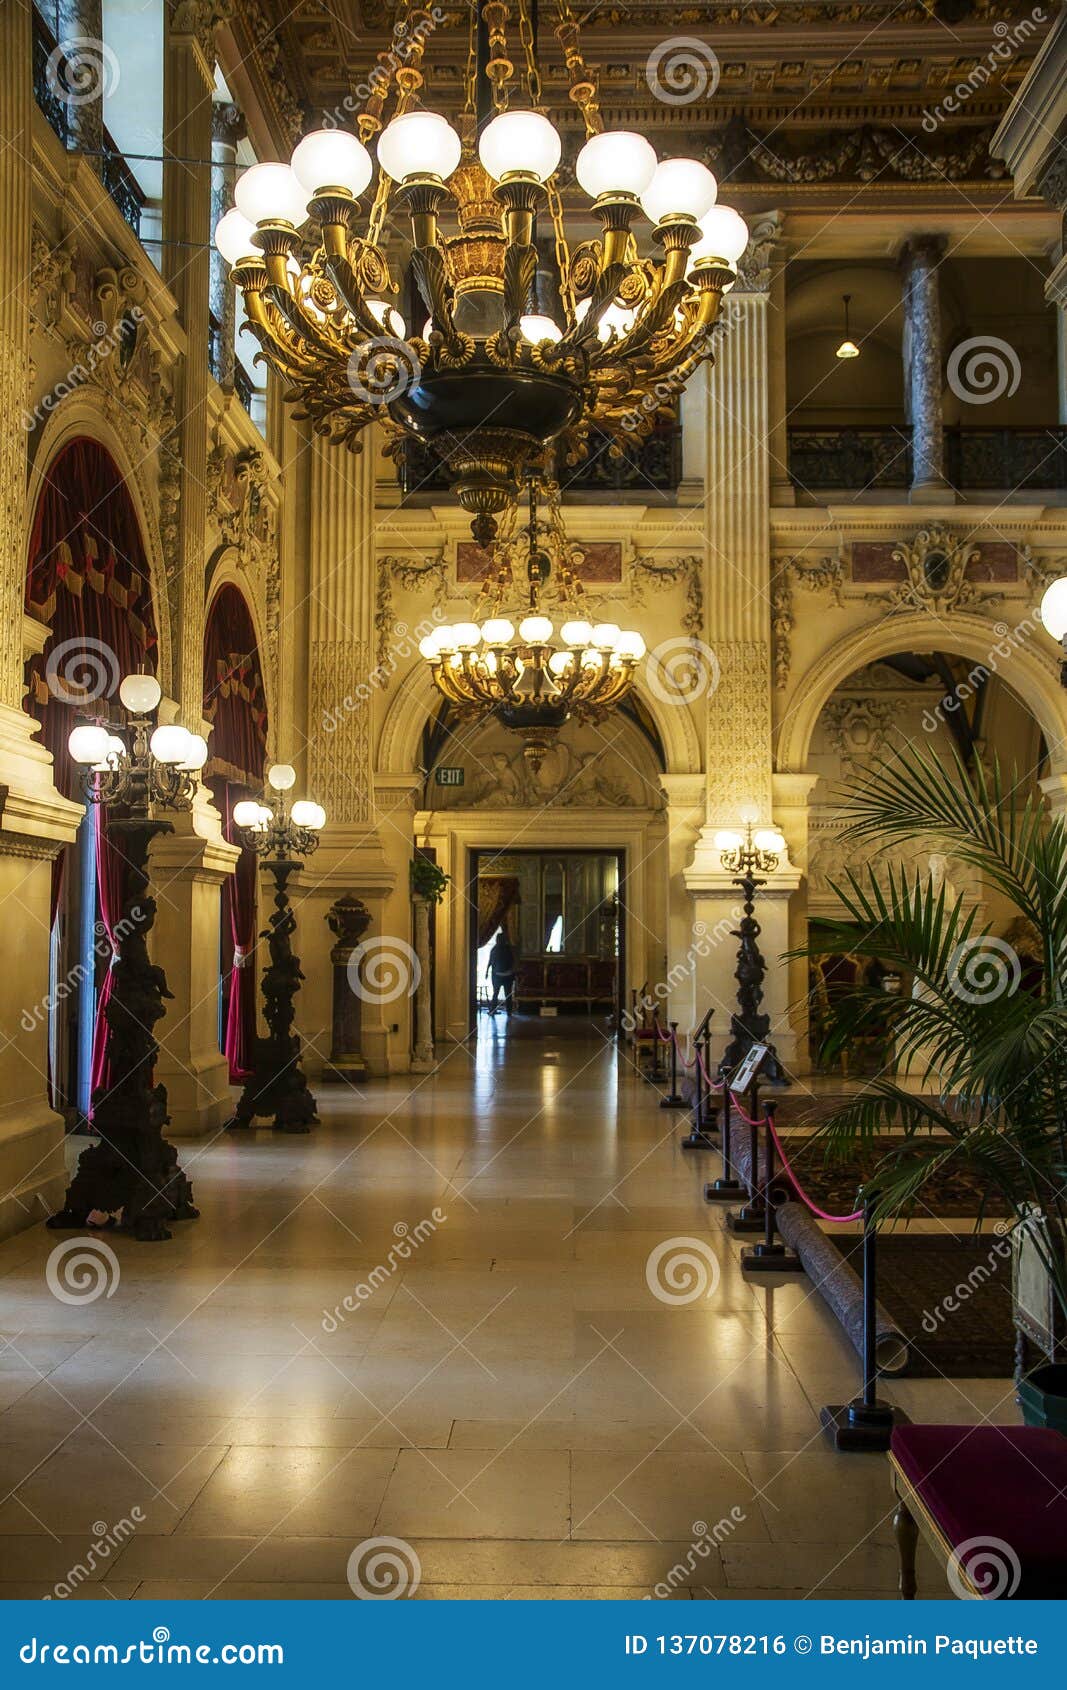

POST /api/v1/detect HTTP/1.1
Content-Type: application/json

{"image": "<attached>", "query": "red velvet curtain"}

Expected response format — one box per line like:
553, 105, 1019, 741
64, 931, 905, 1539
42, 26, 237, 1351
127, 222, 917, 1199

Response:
23, 439, 157, 1111
478, 876, 520, 948
25, 438, 157, 795
203, 587, 267, 1082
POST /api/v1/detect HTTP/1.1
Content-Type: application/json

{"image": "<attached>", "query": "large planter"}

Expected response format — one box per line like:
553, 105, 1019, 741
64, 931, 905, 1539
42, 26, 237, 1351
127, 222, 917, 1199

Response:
1018, 1364, 1067, 1433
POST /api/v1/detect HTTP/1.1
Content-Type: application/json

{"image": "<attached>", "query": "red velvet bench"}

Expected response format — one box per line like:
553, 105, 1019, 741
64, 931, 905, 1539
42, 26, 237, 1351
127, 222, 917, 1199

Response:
889, 1424, 1067, 1599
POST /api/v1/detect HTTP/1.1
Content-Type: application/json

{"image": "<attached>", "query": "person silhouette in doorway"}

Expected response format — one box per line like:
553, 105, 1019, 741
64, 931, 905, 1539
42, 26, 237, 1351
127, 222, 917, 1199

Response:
487, 929, 517, 1016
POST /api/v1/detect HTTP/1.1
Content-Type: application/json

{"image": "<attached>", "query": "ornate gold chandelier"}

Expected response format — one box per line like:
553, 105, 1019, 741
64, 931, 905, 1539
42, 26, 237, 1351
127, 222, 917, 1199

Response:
419, 480, 645, 768
213, 0, 748, 545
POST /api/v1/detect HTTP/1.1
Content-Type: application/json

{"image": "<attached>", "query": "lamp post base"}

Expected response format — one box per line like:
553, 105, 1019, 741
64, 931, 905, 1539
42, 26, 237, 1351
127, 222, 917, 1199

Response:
820, 1398, 903, 1453
47, 820, 198, 1242
227, 1041, 319, 1134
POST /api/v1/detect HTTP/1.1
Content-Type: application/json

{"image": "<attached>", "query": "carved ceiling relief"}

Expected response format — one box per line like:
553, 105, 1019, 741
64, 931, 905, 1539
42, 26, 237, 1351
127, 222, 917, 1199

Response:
818, 696, 898, 778
426, 717, 664, 813
806, 824, 981, 914
376, 555, 449, 673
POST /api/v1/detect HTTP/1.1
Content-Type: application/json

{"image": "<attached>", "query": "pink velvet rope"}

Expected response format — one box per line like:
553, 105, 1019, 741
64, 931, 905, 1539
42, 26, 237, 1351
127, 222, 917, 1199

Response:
764, 1112, 863, 1225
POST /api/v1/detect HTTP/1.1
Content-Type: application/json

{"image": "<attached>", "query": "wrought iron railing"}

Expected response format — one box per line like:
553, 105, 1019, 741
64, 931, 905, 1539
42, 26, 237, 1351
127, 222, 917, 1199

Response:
789, 424, 1067, 494
787, 426, 912, 493
397, 422, 683, 498
945, 426, 1067, 490
233, 361, 255, 415
32, 9, 146, 240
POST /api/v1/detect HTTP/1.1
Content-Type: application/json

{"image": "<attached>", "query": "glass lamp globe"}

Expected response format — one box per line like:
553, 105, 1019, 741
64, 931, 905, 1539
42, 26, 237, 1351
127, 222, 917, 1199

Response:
688, 205, 749, 271
519, 615, 554, 645
291, 801, 326, 830
179, 733, 210, 771
150, 724, 192, 765
367, 299, 406, 337
377, 112, 461, 183
119, 672, 161, 715
434, 627, 458, 654
519, 314, 562, 344
640, 158, 717, 225
480, 618, 515, 645
235, 163, 310, 228
714, 828, 744, 852
267, 762, 297, 791
233, 799, 268, 830
214, 207, 259, 266
418, 633, 441, 659
754, 828, 786, 854
548, 650, 574, 676
1040, 577, 1067, 640
561, 620, 593, 647
591, 623, 621, 650
290, 129, 373, 199
575, 131, 657, 201
479, 111, 561, 183
739, 800, 760, 825
68, 723, 111, 765
616, 631, 646, 661
451, 623, 481, 651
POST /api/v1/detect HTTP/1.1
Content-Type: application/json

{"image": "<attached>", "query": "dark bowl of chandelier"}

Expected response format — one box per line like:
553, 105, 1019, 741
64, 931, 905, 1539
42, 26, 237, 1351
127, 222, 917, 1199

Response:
215, 80, 749, 544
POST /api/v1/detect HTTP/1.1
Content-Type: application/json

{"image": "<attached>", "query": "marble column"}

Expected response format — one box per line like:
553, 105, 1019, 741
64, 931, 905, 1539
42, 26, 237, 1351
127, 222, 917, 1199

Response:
0, 7, 85, 1236
54, 1, 104, 167
210, 100, 244, 389
901, 234, 951, 500
682, 213, 802, 1071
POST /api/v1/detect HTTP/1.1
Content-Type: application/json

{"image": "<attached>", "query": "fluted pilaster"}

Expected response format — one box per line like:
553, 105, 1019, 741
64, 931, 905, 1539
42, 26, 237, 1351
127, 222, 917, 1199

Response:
695, 223, 779, 825
162, 15, 216, 719
307, 442, 377, 825
0, 3, 33, 710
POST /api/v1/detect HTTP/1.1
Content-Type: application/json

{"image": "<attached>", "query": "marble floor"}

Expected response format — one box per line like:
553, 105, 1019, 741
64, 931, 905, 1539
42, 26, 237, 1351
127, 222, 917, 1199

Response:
0, 1018, 1017, 1600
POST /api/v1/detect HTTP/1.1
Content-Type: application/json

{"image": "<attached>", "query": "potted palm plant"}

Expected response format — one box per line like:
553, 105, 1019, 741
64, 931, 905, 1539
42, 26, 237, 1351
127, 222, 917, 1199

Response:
800, 743, 1067, 1427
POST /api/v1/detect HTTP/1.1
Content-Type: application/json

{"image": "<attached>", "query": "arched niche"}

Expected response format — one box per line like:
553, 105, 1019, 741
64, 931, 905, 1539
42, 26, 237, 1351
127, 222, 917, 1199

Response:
204, 551, 275, 754
777, 609, 1067, 780
25, 392, 172, 693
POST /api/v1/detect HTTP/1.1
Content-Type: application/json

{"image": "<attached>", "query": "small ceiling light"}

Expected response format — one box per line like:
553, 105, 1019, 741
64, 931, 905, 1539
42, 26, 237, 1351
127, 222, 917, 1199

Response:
835, 293, 860, 360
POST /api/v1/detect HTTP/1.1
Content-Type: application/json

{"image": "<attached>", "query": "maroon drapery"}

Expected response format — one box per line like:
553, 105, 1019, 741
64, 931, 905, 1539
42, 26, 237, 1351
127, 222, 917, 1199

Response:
24, 437, 157, 796
89, 806, 127, 1099
478, 876, 521, 948
203, 587, 267, 1082
23, 438, 158, 1111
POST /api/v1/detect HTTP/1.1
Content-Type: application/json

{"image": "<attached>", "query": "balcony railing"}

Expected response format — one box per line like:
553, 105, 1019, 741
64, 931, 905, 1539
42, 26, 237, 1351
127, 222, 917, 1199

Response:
397, 422, 683, 499
787, 426, 912, 493
32, 9, 146, 240
788, 425, 1067, 494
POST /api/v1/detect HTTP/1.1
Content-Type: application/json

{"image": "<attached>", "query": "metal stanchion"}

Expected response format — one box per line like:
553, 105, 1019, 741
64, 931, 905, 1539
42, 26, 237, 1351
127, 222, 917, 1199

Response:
820, 1189, 901, 1451
705, 1064, 742, 1200
660, 1022, 687, 1110
648, 1009, 664, 1083
681, 1017, 718, 1149
699, 1017, 717, 1130
741, 1103, 804, 1274
726, 1076, 766, 1234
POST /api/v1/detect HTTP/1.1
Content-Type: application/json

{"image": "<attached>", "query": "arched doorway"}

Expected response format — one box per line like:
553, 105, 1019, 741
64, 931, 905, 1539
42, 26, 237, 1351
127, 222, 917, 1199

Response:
801, 647, 1048, 1075
23, 437, 159, 1126
202, 583, 268, 1082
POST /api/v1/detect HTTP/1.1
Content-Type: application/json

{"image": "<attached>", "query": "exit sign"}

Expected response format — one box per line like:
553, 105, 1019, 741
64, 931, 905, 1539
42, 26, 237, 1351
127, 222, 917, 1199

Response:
436, 766, 464, 787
